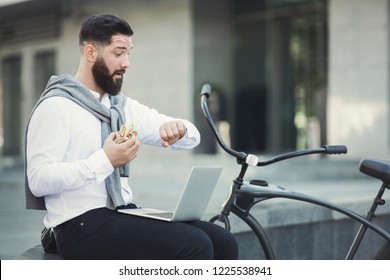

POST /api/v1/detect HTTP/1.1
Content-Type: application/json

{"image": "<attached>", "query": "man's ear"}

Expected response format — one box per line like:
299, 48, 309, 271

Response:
84, 43, 98, 63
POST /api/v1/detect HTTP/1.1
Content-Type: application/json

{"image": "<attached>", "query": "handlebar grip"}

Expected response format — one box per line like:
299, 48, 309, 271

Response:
201, 84, 211, 98
323, 145, 348, 154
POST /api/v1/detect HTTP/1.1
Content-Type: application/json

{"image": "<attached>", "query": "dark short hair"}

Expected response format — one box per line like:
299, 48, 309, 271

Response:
79, 13, 134, 47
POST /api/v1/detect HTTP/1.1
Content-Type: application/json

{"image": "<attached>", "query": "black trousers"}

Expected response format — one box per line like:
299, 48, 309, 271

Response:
54, 208, 239, 260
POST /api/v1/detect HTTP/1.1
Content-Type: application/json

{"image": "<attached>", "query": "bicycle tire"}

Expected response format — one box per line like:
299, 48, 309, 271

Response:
374, 241, 390, 259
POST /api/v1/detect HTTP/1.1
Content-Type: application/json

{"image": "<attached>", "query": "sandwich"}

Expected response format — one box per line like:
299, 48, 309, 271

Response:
115, 124, 137, 144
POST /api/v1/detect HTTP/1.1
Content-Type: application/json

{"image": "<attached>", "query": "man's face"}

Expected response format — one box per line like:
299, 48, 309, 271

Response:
92, 56, 124, 96
92, 35, 132, 96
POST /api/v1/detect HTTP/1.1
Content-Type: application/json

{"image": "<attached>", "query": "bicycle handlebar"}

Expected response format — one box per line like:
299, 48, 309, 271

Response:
201, 84, 248, 161
200, 83, 347, 166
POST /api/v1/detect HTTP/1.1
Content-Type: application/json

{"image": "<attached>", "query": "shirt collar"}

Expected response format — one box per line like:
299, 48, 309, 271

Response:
89, 90, 111, 109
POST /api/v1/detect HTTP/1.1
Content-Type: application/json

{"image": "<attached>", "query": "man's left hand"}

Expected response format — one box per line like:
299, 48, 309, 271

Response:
159, 120, 187, 147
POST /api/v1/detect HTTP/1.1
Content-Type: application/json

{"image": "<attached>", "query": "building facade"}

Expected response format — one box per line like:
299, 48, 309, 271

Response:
0, 0, 389, 161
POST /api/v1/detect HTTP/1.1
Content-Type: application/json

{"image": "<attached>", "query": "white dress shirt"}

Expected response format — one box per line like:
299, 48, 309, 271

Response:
27, 90, 200, 228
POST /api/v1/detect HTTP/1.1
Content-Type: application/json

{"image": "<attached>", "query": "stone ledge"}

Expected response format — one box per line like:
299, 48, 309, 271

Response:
17, 244, 61, 260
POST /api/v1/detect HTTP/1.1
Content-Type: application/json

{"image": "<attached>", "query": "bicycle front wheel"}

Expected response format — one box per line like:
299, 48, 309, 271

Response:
374, 241, 390, 259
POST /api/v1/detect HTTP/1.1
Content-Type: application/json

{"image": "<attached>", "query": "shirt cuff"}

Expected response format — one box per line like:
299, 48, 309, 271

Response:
171, 119, 200, 149
89, 149, 114, 184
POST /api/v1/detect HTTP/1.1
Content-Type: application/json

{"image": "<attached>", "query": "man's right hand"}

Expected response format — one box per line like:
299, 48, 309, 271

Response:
103, 132, 141, 168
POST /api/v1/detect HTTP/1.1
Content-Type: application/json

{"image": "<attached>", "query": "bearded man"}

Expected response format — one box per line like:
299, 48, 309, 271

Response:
24, 13, 238, 260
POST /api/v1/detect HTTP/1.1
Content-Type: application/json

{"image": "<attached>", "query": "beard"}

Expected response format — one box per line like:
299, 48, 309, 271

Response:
92, 56, 125, 96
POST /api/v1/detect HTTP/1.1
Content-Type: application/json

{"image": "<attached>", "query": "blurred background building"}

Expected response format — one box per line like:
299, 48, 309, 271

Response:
0, 0, 389, 162
2, 0, 390, 260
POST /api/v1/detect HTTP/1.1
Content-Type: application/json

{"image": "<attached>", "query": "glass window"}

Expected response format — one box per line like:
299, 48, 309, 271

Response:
34, 51, 56, 101
1, 55, 22, 156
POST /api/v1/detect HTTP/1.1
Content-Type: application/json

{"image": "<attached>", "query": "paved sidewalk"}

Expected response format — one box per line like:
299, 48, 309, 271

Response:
1, 150, 389, 259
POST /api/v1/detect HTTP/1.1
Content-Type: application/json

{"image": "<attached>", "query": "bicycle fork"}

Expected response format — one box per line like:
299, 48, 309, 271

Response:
217, 164, 250, 227
217, 163, 277, 259
345, 182, 390, 259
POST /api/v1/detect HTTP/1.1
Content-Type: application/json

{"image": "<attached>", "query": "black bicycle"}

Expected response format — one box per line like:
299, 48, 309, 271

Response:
200, 83, 390, 260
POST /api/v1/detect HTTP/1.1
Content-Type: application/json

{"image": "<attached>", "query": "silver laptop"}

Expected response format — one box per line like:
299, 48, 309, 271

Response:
117, 166, 222, 222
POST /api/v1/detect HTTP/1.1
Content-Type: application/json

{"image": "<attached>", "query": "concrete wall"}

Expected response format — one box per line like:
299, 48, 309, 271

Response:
328, 0, 390, 160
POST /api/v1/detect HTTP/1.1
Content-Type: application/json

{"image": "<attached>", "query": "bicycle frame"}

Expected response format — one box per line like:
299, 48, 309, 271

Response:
215, 169, 390, 259
201, 84, 390, 260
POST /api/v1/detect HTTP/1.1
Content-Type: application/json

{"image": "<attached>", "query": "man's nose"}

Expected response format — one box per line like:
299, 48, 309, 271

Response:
121, 56, 130, 69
